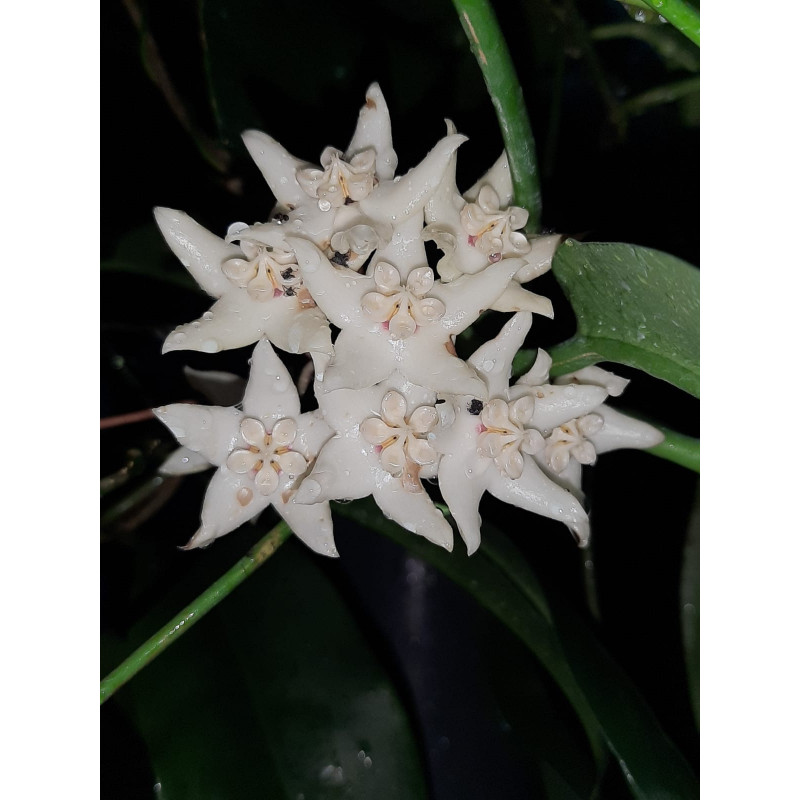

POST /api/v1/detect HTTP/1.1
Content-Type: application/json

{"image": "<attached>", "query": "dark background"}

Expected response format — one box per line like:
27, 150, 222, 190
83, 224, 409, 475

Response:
102, 0, 699, 796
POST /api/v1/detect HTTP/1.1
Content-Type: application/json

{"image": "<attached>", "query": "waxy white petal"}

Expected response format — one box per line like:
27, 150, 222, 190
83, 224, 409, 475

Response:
277, 496, 339, 558
289, 236, 369, 327
464, 151, 513, 208
360, 133, 468, 222
153, 404, 243, 466
241, 129, 310, 208
183, 466, 271, 549
436, 257, 527, 335
589, 407, 665, 454
437, 454, 486, 555
294, 436, 377, 504
487, 459, 591, 548
468, 312, 532, 397
555, 365, 630, 397
373, 479, 453, 552
242, 339, 302, 425
159, 447, 213, 476
346, 83, 398, 181
154, 208, 239, 298
490, 282, 554, 318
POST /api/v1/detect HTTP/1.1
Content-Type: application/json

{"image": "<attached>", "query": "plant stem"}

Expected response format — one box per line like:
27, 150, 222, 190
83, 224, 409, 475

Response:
647, 425, 699, 472
640, 0, 700, 46
451, 0, 541, 233
100, 521, 292, 704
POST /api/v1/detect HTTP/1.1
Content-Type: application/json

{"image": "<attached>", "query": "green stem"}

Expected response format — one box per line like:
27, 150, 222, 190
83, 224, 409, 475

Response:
640, 0, 700, 47
100, 521, 292, 704
647, 425, 699, 472
451, 0, 541, 232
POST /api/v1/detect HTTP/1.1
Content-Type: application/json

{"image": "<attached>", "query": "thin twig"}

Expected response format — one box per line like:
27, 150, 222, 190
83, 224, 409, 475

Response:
100, 521, 292, 704
121, 0, 231, 174
100, 408, 156, 430
101, 400, 196, 430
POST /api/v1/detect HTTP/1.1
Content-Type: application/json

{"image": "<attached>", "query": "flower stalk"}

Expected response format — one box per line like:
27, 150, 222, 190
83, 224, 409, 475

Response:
451, 0, 542, 233
100, 520, 291, 704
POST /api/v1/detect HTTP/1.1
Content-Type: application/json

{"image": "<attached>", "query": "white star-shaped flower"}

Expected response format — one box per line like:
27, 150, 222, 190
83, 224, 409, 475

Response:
293, 373, 453, 551
423, 124, 560, 318
531, 363, 665, 493
155, 209, 334, 377
236, 83, 467, 281
153, 339, 338, 556
289, 236, 526, 398
430, 312, 612, 554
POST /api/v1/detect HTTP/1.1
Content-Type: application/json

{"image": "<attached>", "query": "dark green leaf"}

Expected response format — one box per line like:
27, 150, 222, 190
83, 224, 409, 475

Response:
547, 591, 699, 800
540, 240, 699, 396
680, 489, 700, 728
483, 618, 600, 799
334, 501, 606, 767
338, 500, 699, 799
106, 539, 427, 799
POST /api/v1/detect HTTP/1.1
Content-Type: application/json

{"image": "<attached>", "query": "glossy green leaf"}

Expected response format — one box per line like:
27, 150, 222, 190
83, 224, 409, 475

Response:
105, 539, 428, 799
547, 591, 699, 800
337, 500, 699, 800
541, 240, 699, 396
335, 501, 606, 766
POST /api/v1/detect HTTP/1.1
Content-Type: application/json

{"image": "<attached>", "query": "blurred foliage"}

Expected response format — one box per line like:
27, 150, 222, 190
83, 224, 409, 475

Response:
102, 0, 699, 797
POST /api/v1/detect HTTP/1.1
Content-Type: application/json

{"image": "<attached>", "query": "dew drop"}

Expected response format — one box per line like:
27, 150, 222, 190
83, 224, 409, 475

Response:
237, 487, 253, 507
203, 311, 214, 320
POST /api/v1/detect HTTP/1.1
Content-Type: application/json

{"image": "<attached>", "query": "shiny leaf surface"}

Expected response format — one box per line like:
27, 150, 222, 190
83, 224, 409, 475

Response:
522, 240, 700, 396
105, 539, 427, 799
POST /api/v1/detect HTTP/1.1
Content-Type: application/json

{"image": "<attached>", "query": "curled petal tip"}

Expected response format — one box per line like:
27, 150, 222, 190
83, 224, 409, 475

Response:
570, 522, 591, 549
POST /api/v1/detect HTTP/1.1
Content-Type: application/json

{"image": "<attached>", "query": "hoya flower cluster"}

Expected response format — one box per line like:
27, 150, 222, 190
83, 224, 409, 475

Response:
154, 84, 662, 558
